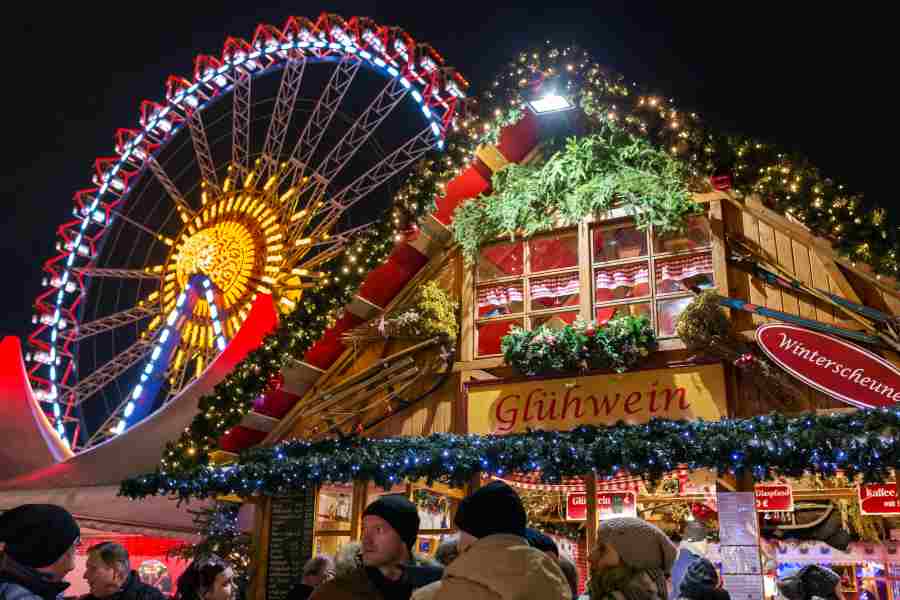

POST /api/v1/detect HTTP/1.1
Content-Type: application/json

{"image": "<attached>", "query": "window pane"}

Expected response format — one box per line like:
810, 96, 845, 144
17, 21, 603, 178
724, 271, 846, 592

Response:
593, 223, 648, 262
596, 303, 651, 326
414, 488, 452, 530
313, 535, 351, 558
531, 311, 579, 330
316, 484, 353, 532
530, 231, 578, 272
477, 240, 523, 280
658, 297, 694, 337
655, 252, 714, 293
477, 319, 522, 356
477, 282, 524, 317
530, 272, 580, 310
653, 215, 711, 253
595, 262, 650, 301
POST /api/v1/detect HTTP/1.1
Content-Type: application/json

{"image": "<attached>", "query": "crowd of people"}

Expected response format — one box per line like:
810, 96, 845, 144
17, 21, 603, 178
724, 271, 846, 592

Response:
1, 492, 849, 600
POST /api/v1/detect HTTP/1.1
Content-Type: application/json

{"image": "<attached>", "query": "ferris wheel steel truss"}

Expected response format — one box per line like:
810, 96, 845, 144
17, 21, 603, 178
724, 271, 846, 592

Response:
26, 13, 468, 450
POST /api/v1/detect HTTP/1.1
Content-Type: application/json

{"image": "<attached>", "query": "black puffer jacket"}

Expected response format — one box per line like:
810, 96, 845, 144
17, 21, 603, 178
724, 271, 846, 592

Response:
82, 572, 167, 600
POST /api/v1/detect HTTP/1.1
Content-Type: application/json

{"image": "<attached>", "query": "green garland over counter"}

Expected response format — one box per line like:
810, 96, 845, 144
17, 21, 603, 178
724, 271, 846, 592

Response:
122, 407, 899, 502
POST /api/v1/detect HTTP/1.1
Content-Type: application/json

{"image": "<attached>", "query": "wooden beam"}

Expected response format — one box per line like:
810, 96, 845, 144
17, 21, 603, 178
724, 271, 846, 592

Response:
813, 248, 863, 304
467, 369, 498, 381
585, 473, 598, 555
453, 356, 504, 371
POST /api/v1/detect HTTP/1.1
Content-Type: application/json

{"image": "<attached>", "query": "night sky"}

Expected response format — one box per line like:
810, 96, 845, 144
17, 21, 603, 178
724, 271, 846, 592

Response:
1, 2, 890, 341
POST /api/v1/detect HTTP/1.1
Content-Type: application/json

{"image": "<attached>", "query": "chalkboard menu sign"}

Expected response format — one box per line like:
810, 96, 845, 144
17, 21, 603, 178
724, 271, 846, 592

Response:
266, 489, 316, 600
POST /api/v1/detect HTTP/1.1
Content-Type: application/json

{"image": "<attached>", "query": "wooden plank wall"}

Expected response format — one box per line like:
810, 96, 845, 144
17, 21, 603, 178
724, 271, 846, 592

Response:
723, 202, 848, 329
721, 201, 893, 415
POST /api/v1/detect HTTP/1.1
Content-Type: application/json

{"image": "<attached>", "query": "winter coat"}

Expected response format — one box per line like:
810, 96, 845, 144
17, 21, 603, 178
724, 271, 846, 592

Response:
0, 556, 69, 600
82, 572, 167, 600
579, 568, 668, 600
429, 533, 571, 600
309, 557, 441, 600
669, 547, 701, 600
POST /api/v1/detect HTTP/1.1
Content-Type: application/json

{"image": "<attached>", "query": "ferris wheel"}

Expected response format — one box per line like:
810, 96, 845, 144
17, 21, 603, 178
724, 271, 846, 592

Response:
26, 14, 466, 452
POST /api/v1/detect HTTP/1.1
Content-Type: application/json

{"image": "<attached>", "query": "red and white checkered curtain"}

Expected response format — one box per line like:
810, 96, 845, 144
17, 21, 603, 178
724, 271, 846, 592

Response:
477, 284, 524, 308
530, 272, 580, 301
655, 253, 713, 283
595, 262, 650, 289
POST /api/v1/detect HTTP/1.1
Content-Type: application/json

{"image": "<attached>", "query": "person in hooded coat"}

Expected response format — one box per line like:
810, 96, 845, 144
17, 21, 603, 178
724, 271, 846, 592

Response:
0, 504, 81, 600
580, 517, 676, 600
674, 558, 729, 600
419, 481, 570, 600
776, 565, 844, 600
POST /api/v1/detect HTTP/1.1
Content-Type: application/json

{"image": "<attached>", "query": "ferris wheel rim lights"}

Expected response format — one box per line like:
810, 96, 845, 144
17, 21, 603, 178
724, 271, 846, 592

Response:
34, 14, 464, 447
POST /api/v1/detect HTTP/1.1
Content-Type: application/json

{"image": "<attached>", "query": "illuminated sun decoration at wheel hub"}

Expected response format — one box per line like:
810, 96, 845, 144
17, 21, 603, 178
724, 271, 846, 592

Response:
154, 165, 318, 377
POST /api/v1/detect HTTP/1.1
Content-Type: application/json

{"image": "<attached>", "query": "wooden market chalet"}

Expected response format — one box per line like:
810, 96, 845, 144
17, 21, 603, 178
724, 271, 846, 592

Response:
191, 109, 900, 598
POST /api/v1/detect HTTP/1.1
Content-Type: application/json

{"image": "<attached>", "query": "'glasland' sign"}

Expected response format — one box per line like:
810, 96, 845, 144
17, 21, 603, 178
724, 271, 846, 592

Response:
466, 364, 727, 434
754, 483, 794, 512
756, 323, 900, 409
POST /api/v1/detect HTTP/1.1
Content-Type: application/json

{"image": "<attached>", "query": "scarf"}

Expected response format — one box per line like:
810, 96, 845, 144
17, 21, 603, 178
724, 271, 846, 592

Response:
587, 566, 666, 600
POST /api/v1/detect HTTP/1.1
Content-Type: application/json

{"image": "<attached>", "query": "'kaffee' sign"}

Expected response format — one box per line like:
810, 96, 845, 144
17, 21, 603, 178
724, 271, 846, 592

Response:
566, 491, 637, 521
466, 364, 726, 434
754, 483, 794, 512
858, 483, 900, 516
757, 323, 900, 409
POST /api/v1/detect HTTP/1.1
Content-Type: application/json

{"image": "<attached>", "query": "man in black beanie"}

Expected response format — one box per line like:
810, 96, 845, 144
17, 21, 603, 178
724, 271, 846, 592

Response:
427, 481, 571, 600
0, 504, 81, 600
311, 494, 441, 600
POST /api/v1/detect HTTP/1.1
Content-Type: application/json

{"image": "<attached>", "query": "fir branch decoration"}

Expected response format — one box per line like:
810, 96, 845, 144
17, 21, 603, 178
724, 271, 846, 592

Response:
461, 44, 899, 281
501, 316, 657, 376
168, 503, 252, 584
121, 408, 900, 502
452, 126, 700, 260
343, 281, 459, 343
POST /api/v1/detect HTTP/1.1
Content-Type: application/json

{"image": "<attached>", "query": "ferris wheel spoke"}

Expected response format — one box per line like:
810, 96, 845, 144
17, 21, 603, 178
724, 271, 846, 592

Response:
187, 109, 221, 196
68, 305, 160, 342
60, 338, 155, 408
231, 67, 253, 185
280, 57, 362, 196
74, 267, 162, 281
109, 208, 173, 243
84, 392, 135, 448
330, 126, 438, 212
305, 77, 410, 200
146, 155, 197, 221
260, 56, 308, 179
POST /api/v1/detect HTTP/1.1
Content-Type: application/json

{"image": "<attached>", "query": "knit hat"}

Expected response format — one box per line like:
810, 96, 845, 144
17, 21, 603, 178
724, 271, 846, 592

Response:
679, 557, 720, 600
777, 565, 841, 600
595, 517, 677, 573
363, 494, 420, 550
0, 504, 80, 568
454, 481, 526, 539
525, 528, 559, 556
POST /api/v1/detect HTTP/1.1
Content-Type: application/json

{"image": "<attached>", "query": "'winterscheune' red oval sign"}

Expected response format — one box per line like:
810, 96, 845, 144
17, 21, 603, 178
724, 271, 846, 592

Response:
757, 323, 900, 409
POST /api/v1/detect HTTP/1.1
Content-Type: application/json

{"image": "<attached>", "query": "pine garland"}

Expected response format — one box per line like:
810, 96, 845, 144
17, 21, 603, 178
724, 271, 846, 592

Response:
454, 44, 899, 280
452, 128, 700, 261
121, 408, 899, 501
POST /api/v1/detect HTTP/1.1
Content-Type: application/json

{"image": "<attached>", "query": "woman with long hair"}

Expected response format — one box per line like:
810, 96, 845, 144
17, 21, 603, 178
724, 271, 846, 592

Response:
175, 557, 235, 600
